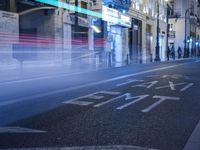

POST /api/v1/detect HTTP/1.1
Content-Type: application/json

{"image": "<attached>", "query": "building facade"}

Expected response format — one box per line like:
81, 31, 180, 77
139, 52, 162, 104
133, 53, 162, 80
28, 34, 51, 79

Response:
0, 0, 170, 70
168, 0, 200, 58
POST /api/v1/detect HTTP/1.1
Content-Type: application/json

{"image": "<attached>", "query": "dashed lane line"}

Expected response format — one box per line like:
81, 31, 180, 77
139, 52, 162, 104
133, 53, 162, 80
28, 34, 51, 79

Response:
180, 83, 194, 92
183, 120, 200, 150
0, 127, 46, 133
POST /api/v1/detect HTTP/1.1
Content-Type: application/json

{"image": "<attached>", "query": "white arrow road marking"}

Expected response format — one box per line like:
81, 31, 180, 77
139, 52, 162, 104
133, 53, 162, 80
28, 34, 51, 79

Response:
141, 95, 180, 113
155, 82, 186, 90
116, 95, 149, 110
180, 83, 194, 92
0, 127, 46, 133
116, 79, 144, 87
94, 93, 130, 108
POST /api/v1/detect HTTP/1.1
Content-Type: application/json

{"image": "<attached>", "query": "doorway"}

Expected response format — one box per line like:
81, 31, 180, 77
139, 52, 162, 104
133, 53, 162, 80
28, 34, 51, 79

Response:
129, 18, 142, 63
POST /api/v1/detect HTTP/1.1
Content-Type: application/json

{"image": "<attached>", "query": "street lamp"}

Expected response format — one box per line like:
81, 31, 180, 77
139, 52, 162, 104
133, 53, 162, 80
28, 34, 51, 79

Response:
154, 1, 161, 61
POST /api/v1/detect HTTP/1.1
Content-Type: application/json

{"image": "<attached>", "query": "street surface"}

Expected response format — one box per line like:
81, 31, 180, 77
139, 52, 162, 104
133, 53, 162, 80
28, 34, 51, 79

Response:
0, 59, 200, 150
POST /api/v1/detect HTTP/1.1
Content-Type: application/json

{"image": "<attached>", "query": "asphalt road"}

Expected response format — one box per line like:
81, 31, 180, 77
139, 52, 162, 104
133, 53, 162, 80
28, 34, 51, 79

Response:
0, 59, 200, 150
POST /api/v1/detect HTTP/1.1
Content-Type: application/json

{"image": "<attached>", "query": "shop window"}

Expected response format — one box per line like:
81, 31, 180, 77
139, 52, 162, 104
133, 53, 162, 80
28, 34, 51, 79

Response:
79, 1, 87, 18
0, 0, 9, 11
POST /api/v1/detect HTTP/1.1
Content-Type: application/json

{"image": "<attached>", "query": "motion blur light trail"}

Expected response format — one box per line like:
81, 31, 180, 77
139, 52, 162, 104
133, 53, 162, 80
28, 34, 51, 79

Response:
0, 32, 105, 48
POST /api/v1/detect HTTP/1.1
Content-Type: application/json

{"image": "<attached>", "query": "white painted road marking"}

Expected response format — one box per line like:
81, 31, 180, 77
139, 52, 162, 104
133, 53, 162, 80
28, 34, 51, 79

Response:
146, 75, 160, 78
180, 83, 194, 92
132, 81, 158, 89
116, 95, 149, 110
94, 93, 131, 108
86, 95, 104, 100
147, 74, 190, 80
63, 91, 121, 105
0, 61, 195, 107
116, 79, 144, 87
169, 82, 176, 90
0, 127, 46, 133
66, 100, 94, 106
141, 95, 180, 113
98, 91, 121, 95
155, 82, 186, 90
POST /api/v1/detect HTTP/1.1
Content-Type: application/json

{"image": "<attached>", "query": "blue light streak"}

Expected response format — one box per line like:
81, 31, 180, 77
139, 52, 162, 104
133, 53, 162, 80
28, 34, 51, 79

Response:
35, 0, 102, 18
34, 0, 129, 27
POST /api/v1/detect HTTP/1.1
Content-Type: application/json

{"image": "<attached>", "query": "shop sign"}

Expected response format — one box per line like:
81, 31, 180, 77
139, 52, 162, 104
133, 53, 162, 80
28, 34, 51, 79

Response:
119, 14, 131, 27
78, 17, 89, 27
0, 10, 19, 34
102, 6, 131, 28
102, 5, 119, 24
103, 0, 131, 11
0, 10, 19, 44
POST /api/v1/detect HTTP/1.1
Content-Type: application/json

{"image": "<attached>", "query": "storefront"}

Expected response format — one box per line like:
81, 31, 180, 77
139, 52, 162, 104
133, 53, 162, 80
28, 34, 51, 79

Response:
102, 5, 131, 67
129, 18, 142, 64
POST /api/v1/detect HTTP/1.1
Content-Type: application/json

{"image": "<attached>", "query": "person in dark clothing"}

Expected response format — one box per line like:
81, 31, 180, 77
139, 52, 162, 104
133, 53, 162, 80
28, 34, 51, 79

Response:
167, 46, 170, 61
178, 46, 182, 59
171, 45, 175, 60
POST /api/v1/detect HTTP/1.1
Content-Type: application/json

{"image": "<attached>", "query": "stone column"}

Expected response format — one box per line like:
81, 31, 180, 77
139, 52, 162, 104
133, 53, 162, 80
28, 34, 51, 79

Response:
122, 28, 129, 65
54, 8, 63, 65
142, 20, 147, 63
88, 28, 94, 51
9, 0, 16, 12
63, 11, 72, 67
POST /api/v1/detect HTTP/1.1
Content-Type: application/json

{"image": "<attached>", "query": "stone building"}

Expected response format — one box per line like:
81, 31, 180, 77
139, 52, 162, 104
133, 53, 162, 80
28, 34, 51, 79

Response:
167, 0, 200, 58
0, 0, 171, 70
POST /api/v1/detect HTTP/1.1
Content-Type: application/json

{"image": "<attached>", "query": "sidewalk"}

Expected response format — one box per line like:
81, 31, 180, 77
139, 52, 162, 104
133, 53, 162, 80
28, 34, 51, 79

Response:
0, 62, 107, 83
0, 57, 199, 83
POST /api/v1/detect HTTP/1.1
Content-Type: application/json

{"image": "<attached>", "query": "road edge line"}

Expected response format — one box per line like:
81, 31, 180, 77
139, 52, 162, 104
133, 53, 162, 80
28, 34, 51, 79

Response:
183, 120, 200, 150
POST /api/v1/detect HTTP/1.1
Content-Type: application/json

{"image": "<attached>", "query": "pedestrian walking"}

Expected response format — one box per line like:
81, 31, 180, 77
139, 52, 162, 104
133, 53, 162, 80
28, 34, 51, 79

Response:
167, 46, 170, 61
177, 46, 182, 59
171, 45, 175, 60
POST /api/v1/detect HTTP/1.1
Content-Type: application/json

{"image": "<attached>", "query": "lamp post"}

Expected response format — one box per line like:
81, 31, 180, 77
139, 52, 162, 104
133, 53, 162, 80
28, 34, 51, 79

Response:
184, 8, 193, 58
165, 0, 171, 61
75, 0, 79, 29
155, 1, 161, 61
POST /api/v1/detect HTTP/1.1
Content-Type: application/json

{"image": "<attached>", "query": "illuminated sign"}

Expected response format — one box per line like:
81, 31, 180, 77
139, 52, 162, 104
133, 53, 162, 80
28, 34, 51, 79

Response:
102, 6, 119, 24
102, 6, 130, 27
103, 0, 131, 11
119, 14, 131, 27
